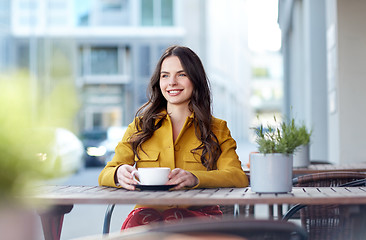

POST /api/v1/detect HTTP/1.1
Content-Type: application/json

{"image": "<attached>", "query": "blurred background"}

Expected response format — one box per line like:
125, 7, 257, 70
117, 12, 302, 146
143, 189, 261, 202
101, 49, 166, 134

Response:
0, 0, 283, 171
2, 0, 364, 172
2, 0, 366, 239
0, 1, 283, 238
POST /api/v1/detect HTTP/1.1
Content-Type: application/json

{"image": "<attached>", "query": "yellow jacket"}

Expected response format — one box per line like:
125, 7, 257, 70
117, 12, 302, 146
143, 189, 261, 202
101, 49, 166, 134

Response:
98, 112, 249, 189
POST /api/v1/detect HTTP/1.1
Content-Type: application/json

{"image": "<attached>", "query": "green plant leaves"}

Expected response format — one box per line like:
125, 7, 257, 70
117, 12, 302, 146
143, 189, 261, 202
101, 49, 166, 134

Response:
251, 115, 312, 154
0, 73, 79, 200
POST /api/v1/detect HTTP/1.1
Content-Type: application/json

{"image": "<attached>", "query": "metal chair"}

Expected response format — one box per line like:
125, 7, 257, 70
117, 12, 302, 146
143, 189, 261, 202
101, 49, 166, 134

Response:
103, 177, 254, 234
103, 217, 308, 240
103, 203, 254, 235
103, 204, 116, 234
291, 171, 366, 187
282, 171, 366, 240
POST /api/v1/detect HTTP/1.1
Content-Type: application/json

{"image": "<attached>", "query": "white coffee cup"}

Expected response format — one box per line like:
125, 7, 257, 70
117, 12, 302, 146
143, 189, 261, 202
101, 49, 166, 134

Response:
132, 167, 171, 185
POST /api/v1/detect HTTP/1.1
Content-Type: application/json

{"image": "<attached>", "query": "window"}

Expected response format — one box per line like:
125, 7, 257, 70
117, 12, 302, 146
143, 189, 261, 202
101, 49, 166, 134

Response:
47, 17, 66, 26
48, 0, 67, 9
101, 0, 127, 11
90, 47, 119, 75
17, 43, 30, 70
139, 45, 150, 77
99, 0, 130, 26
0, 0, 10, 26
84, 85, 125, 129
141, 0, 173, 26
19, 15, 38, 26
79, 45, 130, 80
18, 0, 38, 10
141, 0, 154, 25
161, 0, 173, 26
93, 112, 103, 127
75, 0, 130, 26
75, 0, 91, 26
87, 108, 123, 129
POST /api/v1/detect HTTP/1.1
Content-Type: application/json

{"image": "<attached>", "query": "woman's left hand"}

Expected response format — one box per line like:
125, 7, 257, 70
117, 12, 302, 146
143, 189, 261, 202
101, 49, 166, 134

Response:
167, 168, 198, 190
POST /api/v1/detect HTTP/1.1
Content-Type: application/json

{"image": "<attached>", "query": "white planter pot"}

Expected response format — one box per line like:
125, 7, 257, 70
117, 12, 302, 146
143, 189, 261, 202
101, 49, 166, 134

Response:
293, 144, 310, 168
250, 153, 293, 193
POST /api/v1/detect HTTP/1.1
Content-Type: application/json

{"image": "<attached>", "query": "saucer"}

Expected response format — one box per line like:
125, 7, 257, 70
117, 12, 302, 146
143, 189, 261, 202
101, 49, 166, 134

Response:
133, 184, 178, 191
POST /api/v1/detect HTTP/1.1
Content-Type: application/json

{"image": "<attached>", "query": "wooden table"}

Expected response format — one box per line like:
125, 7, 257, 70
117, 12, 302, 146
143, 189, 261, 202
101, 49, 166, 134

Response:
32, 185, 366, 240
243, 162, 366, 219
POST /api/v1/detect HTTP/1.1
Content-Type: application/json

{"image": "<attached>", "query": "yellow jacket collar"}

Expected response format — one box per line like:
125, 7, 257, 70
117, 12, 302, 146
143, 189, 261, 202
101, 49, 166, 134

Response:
156, 109, 195, 122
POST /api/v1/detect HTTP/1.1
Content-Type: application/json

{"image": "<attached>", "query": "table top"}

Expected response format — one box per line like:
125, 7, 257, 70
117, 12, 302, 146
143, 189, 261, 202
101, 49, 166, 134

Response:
30, 185, 366, 206
243, 162, 366, 175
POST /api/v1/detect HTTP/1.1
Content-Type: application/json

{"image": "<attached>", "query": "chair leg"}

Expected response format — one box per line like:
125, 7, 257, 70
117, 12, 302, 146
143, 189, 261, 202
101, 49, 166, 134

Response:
234, 204, 240, 218
268, 205, 274, 219
103, 204, 115, 235
277, 204, 283, 219
248, 205, 255, 217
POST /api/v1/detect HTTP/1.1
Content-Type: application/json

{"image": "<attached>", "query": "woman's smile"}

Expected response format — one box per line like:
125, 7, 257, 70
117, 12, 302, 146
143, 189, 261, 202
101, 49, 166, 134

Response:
167, 89, 183, 96
160, 56, 193, 108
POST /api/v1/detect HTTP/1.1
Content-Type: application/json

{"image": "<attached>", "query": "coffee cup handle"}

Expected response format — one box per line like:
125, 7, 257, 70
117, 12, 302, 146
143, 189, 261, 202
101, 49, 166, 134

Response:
131, 170, 141, 185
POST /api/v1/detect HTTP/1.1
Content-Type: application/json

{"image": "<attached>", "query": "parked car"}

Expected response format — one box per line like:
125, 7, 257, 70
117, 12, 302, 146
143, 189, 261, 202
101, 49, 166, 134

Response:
98, 126, 128, 164
36, 127, 84, 176
80, 128, 108, 167
81, 127, 127, 167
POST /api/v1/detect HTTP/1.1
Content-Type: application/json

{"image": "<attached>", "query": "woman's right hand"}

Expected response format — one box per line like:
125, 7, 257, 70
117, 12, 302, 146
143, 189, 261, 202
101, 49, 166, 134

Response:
116, 165, 138, 190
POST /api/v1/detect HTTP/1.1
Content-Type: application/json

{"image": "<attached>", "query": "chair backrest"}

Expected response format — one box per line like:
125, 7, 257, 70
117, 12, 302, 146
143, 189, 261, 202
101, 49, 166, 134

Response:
140, 217, 308, 240
292, 171, 366, 187
284, 171, 366, 240
103, 204, 255, 235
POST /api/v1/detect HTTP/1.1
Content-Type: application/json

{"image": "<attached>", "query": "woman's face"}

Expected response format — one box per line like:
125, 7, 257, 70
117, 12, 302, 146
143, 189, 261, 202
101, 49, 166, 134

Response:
159, 56, 194, 109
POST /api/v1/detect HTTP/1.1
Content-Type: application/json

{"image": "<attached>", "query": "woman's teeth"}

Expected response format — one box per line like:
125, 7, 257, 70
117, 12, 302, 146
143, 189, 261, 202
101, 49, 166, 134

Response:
169, 90, 181, 94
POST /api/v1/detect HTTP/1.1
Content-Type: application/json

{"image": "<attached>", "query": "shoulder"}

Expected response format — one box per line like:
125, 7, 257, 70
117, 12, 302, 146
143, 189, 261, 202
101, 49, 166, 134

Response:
211, 116, 228, 128
210, 117, 236, 144
210, 116, 231, 136
122, 120, 138, 141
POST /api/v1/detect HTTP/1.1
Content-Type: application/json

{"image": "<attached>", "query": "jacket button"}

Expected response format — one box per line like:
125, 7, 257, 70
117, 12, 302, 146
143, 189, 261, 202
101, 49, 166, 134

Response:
174, 145, 180, 151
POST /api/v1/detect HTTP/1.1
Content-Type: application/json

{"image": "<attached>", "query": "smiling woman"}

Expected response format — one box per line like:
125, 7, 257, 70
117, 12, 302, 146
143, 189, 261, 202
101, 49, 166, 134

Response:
98, 45, 249, 230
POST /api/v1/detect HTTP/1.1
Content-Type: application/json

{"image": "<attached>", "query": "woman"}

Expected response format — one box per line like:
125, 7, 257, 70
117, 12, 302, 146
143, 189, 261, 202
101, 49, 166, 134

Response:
98, 45, 249, 229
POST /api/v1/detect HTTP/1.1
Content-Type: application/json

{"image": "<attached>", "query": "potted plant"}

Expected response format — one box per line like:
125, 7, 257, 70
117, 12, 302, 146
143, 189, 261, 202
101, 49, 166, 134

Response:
0, 73, 79, 239
292, 123, 312, 168
250, 116, 304, 193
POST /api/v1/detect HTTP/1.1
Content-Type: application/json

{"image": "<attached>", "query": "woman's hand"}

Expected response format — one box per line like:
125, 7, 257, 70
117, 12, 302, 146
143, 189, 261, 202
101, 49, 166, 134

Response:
115, 164, 138, 190
167, 168, 198, 190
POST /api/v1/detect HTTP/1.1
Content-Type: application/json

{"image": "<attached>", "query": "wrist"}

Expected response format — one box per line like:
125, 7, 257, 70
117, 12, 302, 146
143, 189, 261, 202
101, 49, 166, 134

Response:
114, 165, 122, 185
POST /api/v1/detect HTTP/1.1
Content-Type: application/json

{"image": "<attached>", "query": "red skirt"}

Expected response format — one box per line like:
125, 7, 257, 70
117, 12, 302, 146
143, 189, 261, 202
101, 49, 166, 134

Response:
121, 205, 223, 230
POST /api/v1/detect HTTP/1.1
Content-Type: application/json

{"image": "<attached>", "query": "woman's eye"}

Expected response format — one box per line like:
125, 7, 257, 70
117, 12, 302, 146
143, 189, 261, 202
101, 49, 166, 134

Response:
161, 74, 169, 78
179, 73, 186, 77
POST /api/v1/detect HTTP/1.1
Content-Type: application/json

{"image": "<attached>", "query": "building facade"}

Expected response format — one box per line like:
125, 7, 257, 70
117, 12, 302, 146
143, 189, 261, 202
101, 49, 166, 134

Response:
8, 0, 186, 132
3, 0, 256, 144
278, 0, 366, 164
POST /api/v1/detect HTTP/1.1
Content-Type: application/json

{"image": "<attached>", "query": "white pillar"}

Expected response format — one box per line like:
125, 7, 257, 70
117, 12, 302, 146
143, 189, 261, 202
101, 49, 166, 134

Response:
303, 0, 328, 161
326, 0, 366, 163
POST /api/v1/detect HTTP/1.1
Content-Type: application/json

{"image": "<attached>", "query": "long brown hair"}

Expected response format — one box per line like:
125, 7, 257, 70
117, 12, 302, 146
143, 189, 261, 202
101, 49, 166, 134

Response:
130, 45, 221, 170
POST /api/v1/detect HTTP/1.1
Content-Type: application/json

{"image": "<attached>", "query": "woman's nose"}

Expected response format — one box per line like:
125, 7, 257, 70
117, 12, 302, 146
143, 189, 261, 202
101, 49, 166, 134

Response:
168, 76, 177, 85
